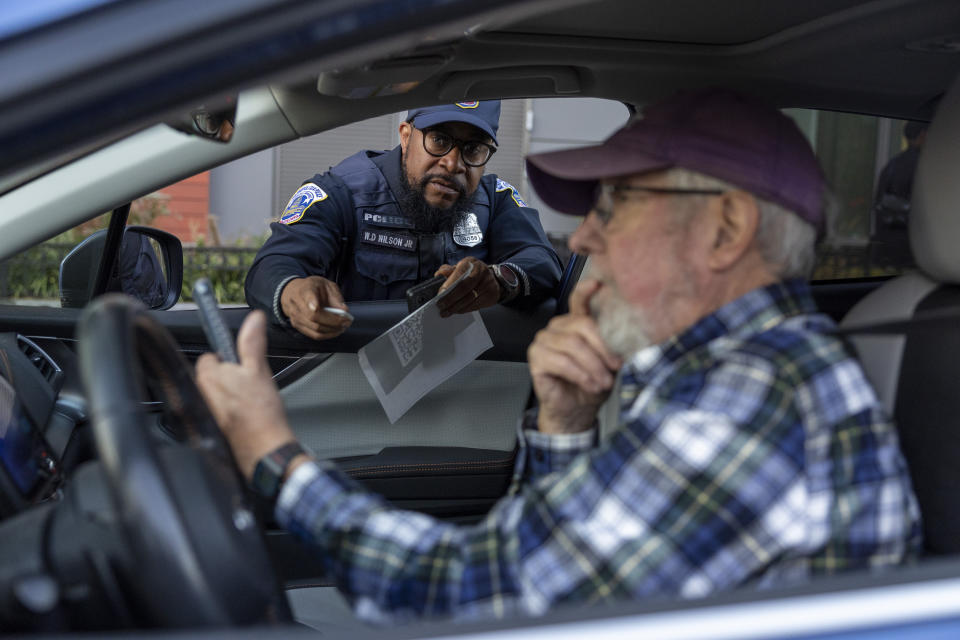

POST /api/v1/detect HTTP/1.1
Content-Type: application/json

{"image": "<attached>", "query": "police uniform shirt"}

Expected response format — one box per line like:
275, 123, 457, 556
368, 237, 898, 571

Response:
244, 146, 562, 323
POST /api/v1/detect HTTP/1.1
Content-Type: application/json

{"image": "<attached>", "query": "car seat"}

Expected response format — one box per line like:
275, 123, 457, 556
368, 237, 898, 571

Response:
841, 75, 960, 555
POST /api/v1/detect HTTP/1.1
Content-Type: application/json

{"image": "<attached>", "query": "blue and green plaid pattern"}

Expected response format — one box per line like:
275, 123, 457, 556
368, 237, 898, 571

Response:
277, 279, 921, 623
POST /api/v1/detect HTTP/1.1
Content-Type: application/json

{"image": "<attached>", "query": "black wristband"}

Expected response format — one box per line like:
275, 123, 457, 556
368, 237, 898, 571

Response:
250, 441, 307, 500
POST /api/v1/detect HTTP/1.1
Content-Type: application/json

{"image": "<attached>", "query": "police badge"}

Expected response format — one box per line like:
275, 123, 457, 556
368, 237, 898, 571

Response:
453, 212, 483, 247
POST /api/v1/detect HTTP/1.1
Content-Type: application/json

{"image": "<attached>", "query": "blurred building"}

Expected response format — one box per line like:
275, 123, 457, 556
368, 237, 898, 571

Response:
152, 99, 627, 246
153, 98, 920, 277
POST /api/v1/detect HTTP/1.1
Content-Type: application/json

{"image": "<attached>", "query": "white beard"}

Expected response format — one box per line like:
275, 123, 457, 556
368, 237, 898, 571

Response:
584, 263, 657, 359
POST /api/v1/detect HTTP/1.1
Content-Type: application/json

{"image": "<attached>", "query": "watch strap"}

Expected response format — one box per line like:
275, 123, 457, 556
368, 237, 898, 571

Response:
251, 441, 307, 500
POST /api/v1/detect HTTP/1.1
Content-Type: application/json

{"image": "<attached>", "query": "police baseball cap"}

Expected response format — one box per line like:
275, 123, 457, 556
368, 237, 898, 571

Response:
406, 101, 501, 144
525, 88, 826, 236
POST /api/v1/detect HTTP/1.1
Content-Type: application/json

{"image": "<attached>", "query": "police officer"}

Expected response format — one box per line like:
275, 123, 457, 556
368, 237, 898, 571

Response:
244, 101, 562, 340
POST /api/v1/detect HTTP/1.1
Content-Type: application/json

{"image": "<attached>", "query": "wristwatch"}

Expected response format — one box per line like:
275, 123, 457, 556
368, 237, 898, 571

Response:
250, 441, 307, 500
490, 263, 520, 303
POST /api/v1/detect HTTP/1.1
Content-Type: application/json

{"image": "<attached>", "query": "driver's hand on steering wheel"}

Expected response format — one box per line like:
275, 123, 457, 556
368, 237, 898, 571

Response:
196, 310, 305, 480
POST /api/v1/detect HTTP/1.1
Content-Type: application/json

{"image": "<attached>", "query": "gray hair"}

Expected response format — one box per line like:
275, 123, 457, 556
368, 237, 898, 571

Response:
663, 168, 822, 279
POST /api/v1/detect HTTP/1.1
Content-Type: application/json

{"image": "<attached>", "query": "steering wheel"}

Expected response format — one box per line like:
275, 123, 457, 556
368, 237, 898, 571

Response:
77, 294, 289, 627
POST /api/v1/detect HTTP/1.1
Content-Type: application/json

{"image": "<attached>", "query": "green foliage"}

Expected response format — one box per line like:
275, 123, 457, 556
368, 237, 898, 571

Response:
0, 195, 177, 301
0, 243, 259, 304
129, 193, 170, 227
45, 194, 171, 247
0, 193, 269, 304
0, 243, 73, 300
181, 247, 259, 304
50, 213, 111, 246
178, 233, 268, 304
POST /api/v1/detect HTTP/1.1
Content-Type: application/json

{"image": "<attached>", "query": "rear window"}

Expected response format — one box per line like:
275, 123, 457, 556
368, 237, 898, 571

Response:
520, 102, 924, 280
784, 109, 923, 281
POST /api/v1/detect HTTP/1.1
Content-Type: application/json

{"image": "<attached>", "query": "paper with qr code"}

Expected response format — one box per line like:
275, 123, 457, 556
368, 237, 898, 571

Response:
357, 271, 493, 423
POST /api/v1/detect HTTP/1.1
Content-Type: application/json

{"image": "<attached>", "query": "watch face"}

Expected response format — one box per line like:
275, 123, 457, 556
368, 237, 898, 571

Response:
251, 442, 305, 499
498, 265, 519, 288
251, 460, 282, 499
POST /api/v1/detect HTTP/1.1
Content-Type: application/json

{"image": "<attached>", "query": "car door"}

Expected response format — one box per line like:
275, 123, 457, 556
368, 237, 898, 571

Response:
0, 205, 564, 499
160, 298, 558, 523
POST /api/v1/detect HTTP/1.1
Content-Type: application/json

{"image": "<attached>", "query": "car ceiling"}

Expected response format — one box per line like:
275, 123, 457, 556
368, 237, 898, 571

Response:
2, 0, 959, 204
500, 0, 885, 44
263, 0, 960, 144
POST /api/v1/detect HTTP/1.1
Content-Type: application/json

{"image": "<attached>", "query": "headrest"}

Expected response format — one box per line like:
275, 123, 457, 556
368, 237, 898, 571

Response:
911, 75, 960, 282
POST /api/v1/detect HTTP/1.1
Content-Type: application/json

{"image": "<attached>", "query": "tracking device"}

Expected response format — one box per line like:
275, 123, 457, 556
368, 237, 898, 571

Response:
193, 278, 238, 363
323, 306, 354, 321
251, 441, 308, 500
406, 275, 446, 313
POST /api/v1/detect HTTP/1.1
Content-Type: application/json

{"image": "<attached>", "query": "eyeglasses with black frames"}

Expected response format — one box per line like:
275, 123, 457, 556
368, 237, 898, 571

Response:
414, 126, 497, 167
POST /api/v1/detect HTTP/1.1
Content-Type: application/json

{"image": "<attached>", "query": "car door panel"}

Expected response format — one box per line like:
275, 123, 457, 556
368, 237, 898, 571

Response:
272, 302, 546, 517
0, 281, 870, 341
0, 299, 546, 521
283, 354, 527, 458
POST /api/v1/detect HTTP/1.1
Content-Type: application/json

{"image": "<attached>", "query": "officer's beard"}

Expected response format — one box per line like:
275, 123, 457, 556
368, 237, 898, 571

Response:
399, 164, 476, 234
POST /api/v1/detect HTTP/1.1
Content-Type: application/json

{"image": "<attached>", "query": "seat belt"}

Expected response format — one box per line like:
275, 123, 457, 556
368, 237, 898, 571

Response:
835, 306, 960, 336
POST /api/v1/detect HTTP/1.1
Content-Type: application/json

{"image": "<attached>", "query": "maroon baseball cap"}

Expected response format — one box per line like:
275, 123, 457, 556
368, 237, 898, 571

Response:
525, 88, 826, 235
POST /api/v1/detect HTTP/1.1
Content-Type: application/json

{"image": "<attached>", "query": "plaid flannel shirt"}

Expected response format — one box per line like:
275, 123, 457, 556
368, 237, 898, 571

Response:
276, 279, 921, 623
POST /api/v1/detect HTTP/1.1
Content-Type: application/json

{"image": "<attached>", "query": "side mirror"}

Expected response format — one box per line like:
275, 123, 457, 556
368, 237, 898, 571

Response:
59, 226, 184, 310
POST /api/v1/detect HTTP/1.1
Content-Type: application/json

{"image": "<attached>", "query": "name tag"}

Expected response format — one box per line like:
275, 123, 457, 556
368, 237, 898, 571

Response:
361, 229, 417, 252
363, 211, 414, 229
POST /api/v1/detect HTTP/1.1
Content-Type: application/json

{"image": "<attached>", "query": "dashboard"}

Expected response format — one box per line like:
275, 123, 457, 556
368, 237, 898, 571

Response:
0, 335, 70, 516
0, 325, 310, 524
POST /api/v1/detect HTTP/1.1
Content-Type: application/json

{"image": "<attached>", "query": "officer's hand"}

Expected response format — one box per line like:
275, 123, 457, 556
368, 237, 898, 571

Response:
527, 279, 622, 434
280, 276, 352, 340
434, 257, 499, 317
196, 311, 300, 480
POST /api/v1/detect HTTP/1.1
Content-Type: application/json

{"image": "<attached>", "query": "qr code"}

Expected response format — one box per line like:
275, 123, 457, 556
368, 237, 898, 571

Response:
389, 310, 423, 367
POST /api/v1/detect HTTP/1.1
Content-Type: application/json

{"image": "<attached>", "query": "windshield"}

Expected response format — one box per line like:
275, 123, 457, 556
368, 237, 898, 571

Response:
0, 0, 119, 39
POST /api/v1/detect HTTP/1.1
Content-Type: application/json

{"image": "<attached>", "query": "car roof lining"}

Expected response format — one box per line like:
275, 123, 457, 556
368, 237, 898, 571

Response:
497, 0, 878, 45
1, 0, 955, 181
8, 0, 959, 160
294, 0, 958, 132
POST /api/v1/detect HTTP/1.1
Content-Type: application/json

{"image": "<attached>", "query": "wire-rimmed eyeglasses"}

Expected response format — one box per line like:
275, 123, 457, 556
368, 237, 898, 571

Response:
592, 182, 725, 222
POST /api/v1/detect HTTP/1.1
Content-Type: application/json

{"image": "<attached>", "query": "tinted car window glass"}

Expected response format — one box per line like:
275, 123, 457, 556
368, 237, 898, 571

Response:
0, 172, 242, 308
784, 109, 922, 280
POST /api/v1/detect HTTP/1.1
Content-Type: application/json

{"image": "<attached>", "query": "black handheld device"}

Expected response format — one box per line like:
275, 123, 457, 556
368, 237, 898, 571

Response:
406, 275, 446, 314
193, 278, 239, 363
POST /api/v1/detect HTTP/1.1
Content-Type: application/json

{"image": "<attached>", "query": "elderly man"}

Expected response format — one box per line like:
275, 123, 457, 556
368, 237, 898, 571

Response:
197, 88, 920, 623
244, 100, 562, 340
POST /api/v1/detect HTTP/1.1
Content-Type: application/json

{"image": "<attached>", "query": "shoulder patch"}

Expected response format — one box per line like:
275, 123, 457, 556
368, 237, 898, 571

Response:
456, 101, 479, 109
495, 178, 528, 208
280, 183, 328, 224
